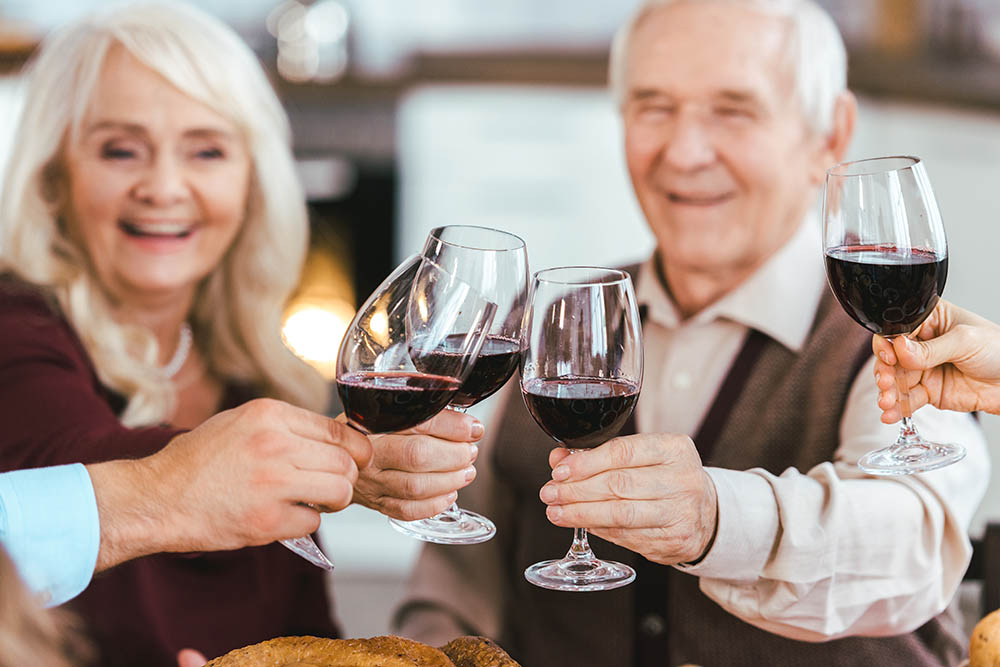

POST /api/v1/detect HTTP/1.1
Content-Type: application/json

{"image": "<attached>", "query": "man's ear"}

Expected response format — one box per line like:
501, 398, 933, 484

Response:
810, 90, 857, 185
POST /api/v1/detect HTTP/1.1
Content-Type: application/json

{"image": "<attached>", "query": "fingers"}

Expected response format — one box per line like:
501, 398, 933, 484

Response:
371, 433, 476, 473
246, 400, 373, 469
287, 470, 356, 512
548, 447, 571, 469
366, 491, 459, 522
545, 498, 669, 529
872, 335, 896, 366
407, 409, 484, 442
177, 649, 208, 667
368, 466, 476, 501
551, 434, 691, 482
540, 466, 668, 505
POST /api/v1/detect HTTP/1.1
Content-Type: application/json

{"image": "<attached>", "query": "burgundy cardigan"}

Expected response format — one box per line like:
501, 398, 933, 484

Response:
0, 278, 338, 666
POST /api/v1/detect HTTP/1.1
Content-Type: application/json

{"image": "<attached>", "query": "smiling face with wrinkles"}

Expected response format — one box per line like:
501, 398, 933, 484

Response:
62, 44, 251, 308
623, 2, 833, 306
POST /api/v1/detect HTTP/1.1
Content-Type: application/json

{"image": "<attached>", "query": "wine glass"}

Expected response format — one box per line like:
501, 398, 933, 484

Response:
823, 155, 963, 475
519, 267, 643, 591
283, 254, 496, 570
389, 225, 528, 545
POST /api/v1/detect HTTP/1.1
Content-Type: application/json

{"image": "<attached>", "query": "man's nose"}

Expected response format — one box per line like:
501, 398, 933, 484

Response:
663, 110, 716, 172
132, 154, 189, 205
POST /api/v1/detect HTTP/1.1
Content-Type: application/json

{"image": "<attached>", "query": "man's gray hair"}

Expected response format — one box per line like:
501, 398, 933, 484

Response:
609, 0, 847, 135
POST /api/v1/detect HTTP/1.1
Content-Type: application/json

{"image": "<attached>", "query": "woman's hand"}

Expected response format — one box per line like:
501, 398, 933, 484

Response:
88, 398, 372, 570
350, 410, 483, 521
874, 299, 1000, 421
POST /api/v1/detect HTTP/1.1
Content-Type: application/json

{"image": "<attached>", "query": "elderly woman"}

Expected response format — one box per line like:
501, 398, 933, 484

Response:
0, 3, 480, 665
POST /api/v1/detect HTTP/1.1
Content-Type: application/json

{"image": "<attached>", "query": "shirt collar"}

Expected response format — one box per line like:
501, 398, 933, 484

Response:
636, 213, 826, 353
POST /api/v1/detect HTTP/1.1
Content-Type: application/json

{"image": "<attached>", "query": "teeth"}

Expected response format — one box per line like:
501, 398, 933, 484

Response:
120, 220, 193, 237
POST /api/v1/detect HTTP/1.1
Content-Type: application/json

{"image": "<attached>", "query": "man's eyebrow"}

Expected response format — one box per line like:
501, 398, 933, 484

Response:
715, 89, 763, 105
628, 88, 672, 102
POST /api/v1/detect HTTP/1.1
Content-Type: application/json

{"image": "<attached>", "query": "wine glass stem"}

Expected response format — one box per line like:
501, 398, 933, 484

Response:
888, 335, 924, 449
567, 527, 596, 561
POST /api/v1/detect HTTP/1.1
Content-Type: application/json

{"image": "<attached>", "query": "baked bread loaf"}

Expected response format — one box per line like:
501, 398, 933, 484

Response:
971, 609, 1000, 667
204, 635, 520, 667
204, 635, 453, 666
440, 636, 518, 667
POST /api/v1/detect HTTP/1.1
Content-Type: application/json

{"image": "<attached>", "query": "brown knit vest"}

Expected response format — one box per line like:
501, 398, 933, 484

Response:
491, 287, 965, 667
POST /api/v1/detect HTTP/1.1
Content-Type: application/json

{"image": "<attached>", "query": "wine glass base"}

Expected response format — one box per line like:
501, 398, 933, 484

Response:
388, 508, 496, 545
858, 441, 966, 476
524, 557, 636, 592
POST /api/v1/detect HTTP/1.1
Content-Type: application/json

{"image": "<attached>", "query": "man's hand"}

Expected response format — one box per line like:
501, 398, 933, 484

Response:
351, 410, 483, 521
539, 433, 717, 565
874, 299, 1000, 421
88, 398, 373, 571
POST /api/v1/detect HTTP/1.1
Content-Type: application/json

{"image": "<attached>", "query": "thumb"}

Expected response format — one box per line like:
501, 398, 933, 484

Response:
177, 649, 208, 667
896, 332, 961, 371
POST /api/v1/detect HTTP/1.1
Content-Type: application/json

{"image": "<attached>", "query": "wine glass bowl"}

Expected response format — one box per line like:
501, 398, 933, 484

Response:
823, 156, 963, 475
388, 225, 528, 544
519, 266, 643, 592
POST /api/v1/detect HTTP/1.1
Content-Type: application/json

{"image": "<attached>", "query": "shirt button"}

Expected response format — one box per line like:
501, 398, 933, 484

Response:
673, 372, 692, 389
639, 612, 666, 637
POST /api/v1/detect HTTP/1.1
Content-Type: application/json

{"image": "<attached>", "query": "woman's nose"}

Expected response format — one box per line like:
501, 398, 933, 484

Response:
131, 155, 189, 205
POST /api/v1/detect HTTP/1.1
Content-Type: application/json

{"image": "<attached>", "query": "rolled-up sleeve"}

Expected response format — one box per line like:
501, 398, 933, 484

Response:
0, 463, 101, 607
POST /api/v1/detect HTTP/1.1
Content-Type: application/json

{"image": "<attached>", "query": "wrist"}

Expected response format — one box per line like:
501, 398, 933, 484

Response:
689, 471, 719, 565
86, 454, 178, 572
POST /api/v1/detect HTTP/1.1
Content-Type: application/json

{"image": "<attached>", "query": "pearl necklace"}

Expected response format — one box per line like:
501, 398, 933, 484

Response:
161, 322, 193, 379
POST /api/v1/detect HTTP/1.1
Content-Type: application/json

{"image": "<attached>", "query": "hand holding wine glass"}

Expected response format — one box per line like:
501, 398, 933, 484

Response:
389, 225, 528, 544
520, 267, 643, 591
873, 299, 1000, 420
823, 155, 963, 474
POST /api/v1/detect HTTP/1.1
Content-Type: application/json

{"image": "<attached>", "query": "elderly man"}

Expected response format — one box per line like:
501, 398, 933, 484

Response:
395, 1, 988, 665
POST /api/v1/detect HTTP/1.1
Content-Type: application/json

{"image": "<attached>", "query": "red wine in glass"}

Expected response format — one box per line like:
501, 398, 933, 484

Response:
414, 334, 522, 408
522, 377, 639, 449
825, 245, 947, 337
336, 371, 462, 434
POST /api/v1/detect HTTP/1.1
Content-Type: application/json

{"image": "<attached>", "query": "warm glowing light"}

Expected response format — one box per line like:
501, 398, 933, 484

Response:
368, 309, 389, 342
282, 299, 355, 379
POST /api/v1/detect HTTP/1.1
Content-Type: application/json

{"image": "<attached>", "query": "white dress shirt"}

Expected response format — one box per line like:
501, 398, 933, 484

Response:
637, 219, 988, 640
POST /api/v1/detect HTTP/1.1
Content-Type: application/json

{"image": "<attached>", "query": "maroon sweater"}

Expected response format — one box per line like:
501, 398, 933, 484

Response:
0, 278, 338, 666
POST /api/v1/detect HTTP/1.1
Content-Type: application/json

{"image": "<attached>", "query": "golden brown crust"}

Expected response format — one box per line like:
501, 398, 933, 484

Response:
970, 609, 1000, 667
205, 635, 455, 667
439, 636, 520, 667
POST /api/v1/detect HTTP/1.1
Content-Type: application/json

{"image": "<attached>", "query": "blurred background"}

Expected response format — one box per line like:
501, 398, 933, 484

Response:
1, 0, 999, 638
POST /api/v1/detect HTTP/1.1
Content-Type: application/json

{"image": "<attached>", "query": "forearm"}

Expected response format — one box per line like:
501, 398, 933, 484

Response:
86, 454, 180, 572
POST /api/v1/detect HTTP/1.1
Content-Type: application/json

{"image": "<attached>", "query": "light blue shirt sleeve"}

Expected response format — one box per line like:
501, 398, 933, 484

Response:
0, 463, 101, 607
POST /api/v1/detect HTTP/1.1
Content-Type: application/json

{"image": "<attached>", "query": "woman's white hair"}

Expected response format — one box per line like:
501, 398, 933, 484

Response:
609, 0, 848, 135
0, 1, 329, 425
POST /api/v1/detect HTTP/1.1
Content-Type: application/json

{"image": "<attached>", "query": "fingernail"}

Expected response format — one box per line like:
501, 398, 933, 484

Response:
552, 465, 570, 481
464, 466, 476, 482
540, 484, 557, 503
879, 351, 888, 363
546, 505, 562, 522
447, 491, 458, 503
470, 419, 484, 440
469, 443, 479, 462
875, 372, 880, 383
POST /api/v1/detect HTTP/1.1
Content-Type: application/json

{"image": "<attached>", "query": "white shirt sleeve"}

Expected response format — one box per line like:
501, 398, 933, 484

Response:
674, 359, 989, 640
0, 463, 101, 607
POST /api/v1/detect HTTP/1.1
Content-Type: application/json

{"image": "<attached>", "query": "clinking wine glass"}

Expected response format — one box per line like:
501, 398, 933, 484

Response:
388, 225, 528, 545
519, 267, 643, 591
335, 253, 496, 537
284, 255, 496, 569
823, 155, 963, 475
